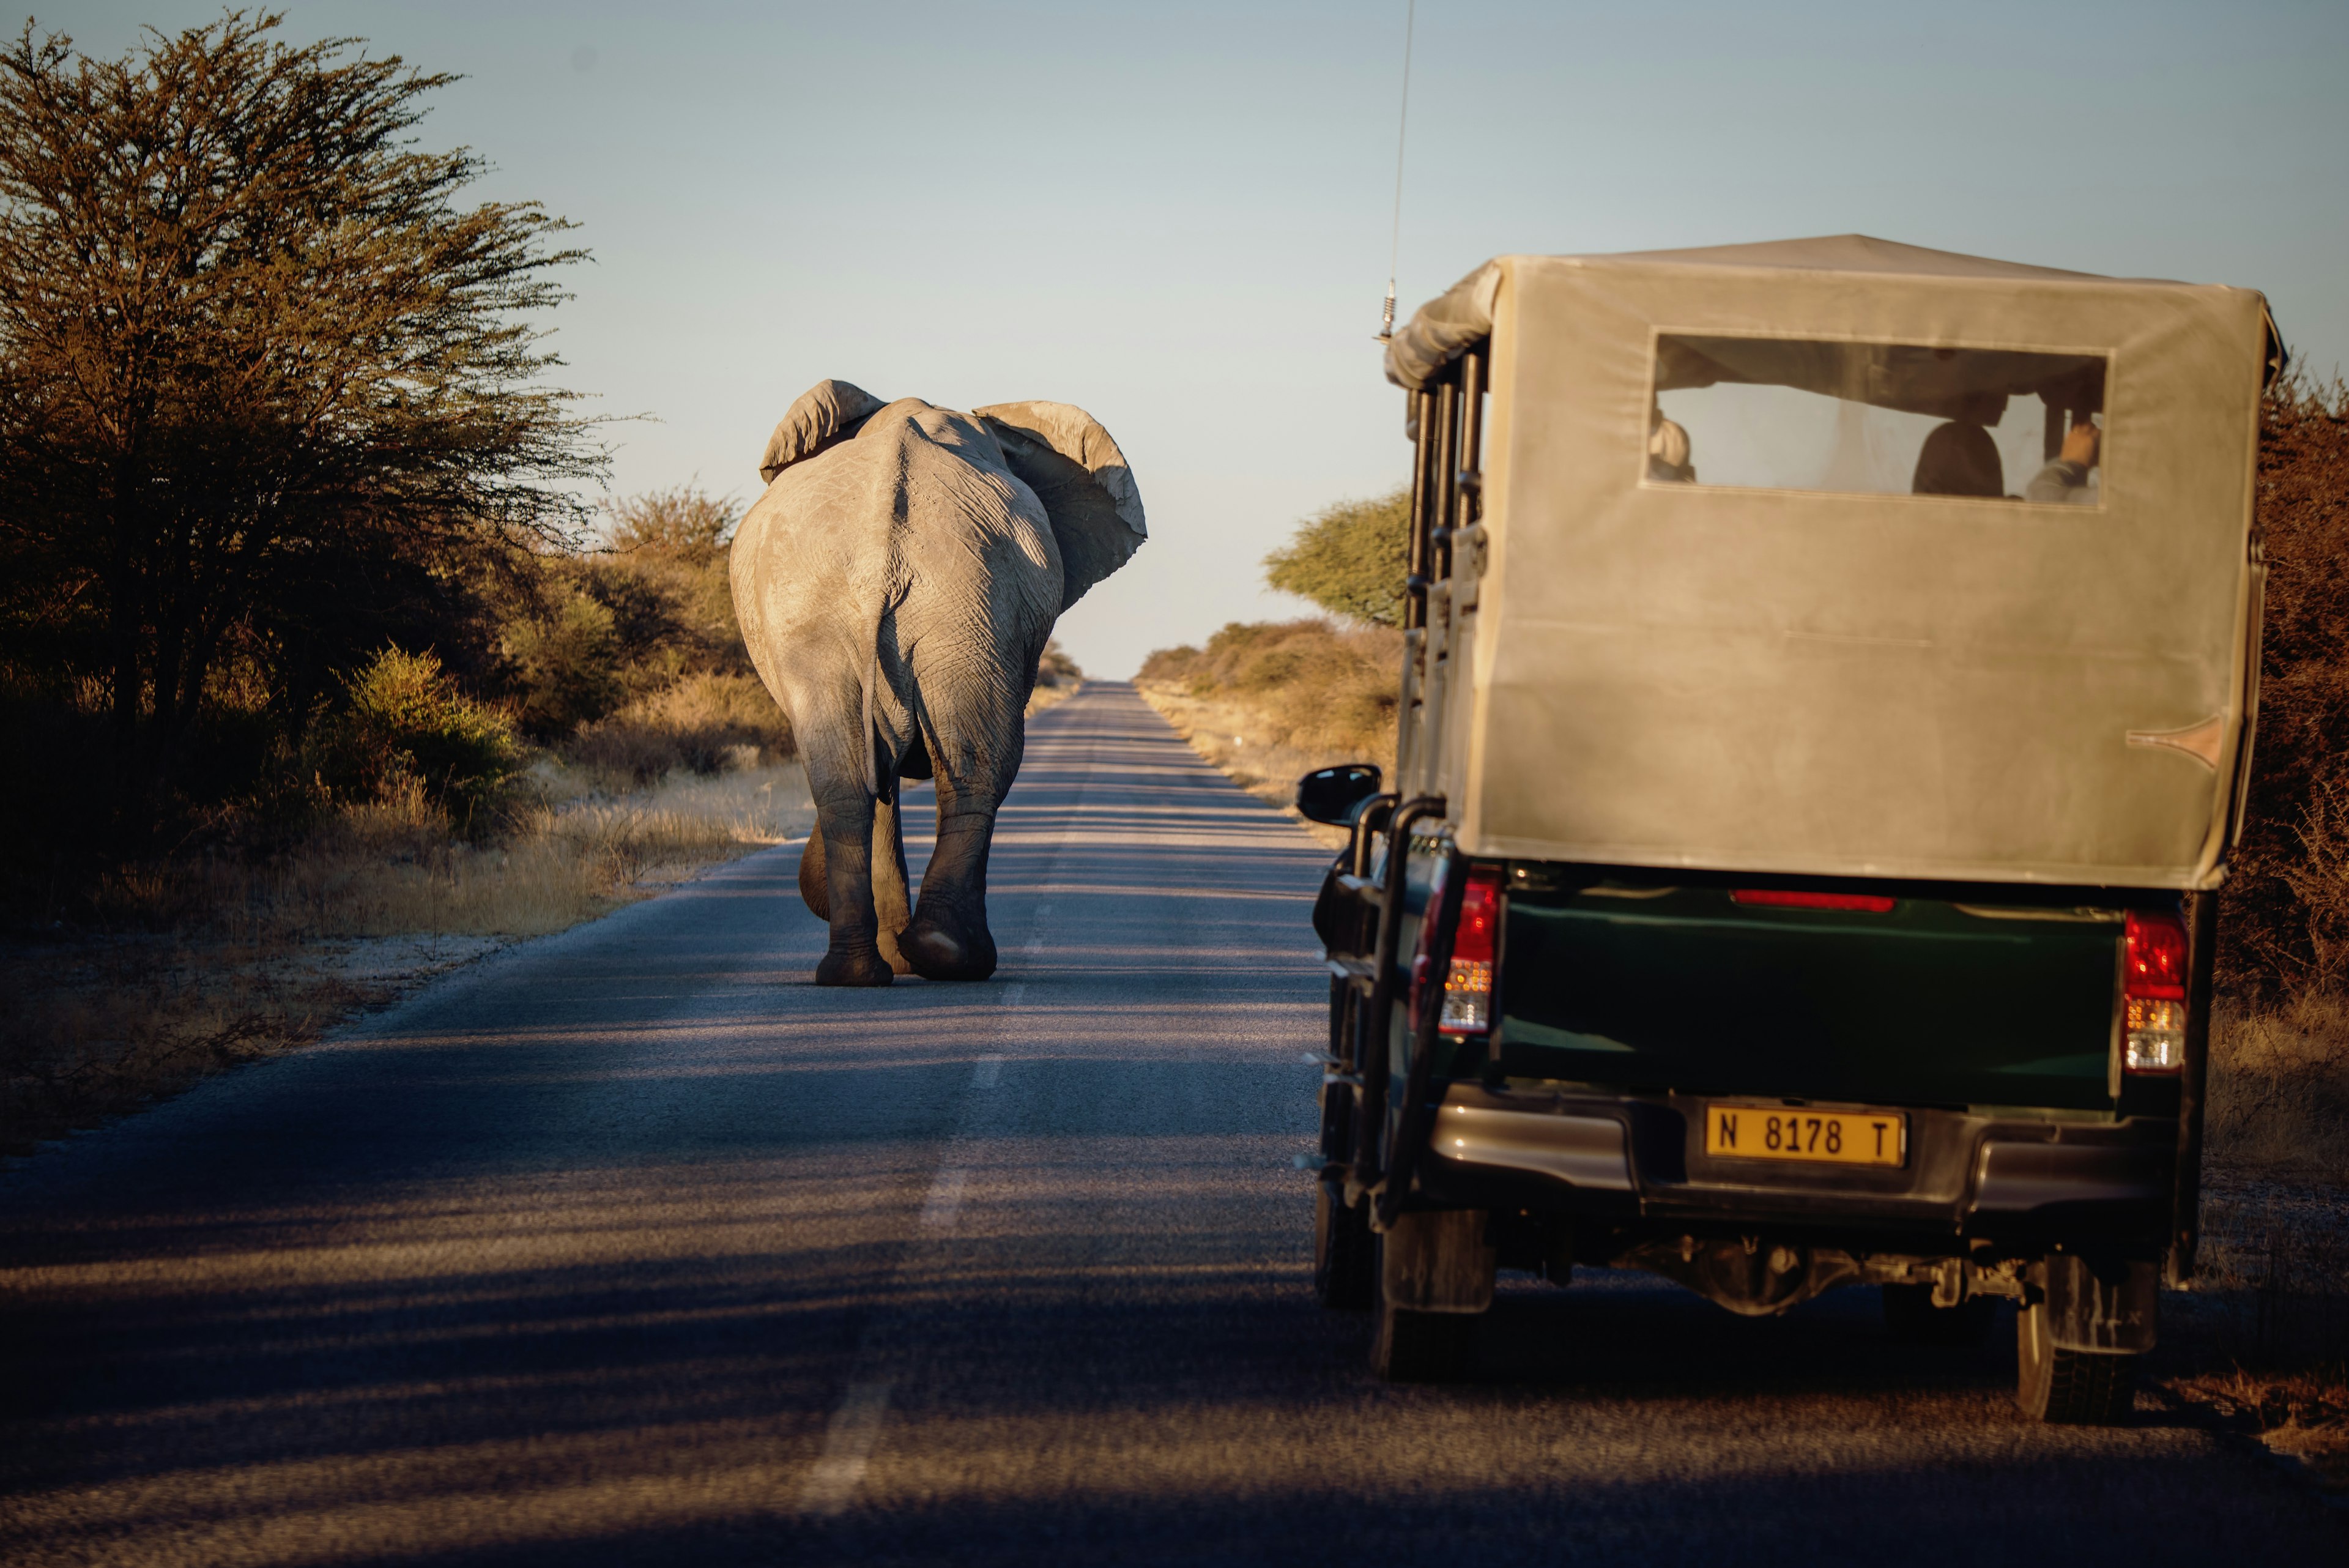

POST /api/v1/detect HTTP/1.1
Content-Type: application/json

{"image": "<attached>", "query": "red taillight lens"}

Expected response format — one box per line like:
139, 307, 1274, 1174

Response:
1452, 872, 1500, 966
2123, 909, 2188, 1000
1409, 864, 1505, 1036
2123, 908, 2190, 1073
1731, 888, 1897, 913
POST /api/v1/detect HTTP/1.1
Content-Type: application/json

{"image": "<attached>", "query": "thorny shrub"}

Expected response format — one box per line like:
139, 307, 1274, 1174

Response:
2222, 374, 2349, 1000
1139, 619, 1401, 765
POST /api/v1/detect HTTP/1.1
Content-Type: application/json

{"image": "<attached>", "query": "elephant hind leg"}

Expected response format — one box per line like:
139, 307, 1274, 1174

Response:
795, 765, 909, 976
797, 830, 828, 919
900, 811, 1000, 981
899, 699, 1020, 983
811, 793, 894, 988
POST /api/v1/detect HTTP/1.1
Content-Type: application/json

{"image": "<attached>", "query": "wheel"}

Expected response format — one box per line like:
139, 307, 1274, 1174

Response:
1314, 1181, 1375, 1310
2014, 1299, 2137, 1424
1370, 1296, 1478, 1381
1883, 1284, 1997, 1346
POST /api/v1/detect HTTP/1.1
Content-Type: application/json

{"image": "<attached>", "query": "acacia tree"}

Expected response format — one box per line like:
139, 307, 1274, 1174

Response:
1263, 485, 1411, 627
0, 12, 603, 786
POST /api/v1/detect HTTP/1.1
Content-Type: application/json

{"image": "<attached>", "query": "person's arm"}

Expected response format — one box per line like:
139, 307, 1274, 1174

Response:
2025, 420, 2100, 502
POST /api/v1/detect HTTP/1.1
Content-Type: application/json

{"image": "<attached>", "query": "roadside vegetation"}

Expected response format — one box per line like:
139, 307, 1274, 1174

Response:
0, 464, 829, 1154
1138, 487, 1409, 836
0, 19, 842, 1154
1138, 618, 1401, 832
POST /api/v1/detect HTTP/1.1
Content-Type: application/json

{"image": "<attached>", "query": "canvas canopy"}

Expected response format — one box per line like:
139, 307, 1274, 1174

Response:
1389, 236, 2271, 889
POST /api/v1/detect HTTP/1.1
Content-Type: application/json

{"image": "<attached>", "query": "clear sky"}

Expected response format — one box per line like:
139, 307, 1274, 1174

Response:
65, 2, 2349, 677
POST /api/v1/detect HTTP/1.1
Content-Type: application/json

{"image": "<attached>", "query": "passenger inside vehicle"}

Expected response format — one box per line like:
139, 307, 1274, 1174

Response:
2024, 417, 2100, 503
1650, 335, 2109, 500
1911, 421, 2004, 498
1649, 411, 1695, 482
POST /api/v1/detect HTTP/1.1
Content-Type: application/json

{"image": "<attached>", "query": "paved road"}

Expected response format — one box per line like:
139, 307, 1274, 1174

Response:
2, 683, 2340, 1566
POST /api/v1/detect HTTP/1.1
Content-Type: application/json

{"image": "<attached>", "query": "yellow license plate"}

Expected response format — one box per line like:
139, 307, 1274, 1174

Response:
1704, 1104, 1906, 1167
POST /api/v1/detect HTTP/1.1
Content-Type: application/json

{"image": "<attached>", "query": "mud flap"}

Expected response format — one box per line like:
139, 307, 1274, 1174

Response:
2040, 1254, 2159, 1354
1380, 1209, 1496, 1314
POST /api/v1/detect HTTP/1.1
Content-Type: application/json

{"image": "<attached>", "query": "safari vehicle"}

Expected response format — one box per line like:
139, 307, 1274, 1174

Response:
1299, 236, 2280, 1422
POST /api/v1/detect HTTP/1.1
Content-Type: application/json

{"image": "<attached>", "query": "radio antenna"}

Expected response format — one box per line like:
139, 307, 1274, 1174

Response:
1376, 0, 1416, 343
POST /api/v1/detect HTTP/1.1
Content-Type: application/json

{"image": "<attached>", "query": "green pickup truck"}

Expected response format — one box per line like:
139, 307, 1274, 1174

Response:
1300, 236, 2278, 1424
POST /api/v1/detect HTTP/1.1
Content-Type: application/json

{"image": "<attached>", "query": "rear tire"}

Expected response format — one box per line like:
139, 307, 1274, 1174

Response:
1314, 1183, 1375, 1310
2014, 1299, 2137, 1424
1883, 1284, 1997, 1346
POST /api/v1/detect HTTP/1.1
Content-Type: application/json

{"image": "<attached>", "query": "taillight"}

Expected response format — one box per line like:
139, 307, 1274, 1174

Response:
1731, 889, 1897, 913
1410, 864, 1504, 1036
2122, 908, 2189, 1073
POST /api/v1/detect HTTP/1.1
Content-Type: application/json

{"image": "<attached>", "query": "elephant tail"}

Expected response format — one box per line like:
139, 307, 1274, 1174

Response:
859, 650, 882, 800
797, 829, 829, 919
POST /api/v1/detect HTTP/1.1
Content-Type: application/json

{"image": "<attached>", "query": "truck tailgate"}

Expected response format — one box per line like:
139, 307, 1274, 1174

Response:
1497, 885, 2123, 1112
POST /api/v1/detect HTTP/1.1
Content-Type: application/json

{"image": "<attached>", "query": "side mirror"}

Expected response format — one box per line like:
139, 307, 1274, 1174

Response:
1295, 764, 1383, 826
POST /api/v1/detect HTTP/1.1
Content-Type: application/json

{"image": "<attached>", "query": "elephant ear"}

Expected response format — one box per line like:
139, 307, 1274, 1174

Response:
973, 401, 1147, 613
759, 379, 888, 484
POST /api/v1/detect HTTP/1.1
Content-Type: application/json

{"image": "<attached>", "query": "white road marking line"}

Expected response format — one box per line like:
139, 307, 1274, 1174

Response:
794, 1380, 893, 1517
918, 1167, 968, 1228
804, 855, 1059, 1515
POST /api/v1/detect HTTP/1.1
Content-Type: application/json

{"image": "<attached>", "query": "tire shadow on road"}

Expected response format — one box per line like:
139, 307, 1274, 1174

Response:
1416, 1271, 2020, 1405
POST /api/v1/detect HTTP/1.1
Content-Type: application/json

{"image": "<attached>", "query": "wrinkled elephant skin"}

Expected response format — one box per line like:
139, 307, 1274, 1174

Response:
733, 382, 1145, 984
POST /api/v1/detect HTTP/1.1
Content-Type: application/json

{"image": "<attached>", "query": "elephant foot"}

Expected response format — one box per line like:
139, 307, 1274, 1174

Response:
901, 915, 997, 983
878, 926, 915, 977
815, 945, 894, 987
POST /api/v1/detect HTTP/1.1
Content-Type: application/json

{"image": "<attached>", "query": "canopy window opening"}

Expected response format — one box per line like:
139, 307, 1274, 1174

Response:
1648, 335, 2109, 505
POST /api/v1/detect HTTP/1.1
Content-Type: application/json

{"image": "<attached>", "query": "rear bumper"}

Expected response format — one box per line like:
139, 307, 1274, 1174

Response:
1418, 1081, 2172, 1249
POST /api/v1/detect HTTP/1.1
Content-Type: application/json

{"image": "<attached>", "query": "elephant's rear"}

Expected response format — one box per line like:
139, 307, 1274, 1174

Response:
730, 378, 1145, 987
731, 398, 1062, 781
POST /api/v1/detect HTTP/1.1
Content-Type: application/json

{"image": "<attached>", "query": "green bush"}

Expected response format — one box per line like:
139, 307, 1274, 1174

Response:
502, 592, 625, 737
310, 648, 521, 824
1263, 486, 1411, 626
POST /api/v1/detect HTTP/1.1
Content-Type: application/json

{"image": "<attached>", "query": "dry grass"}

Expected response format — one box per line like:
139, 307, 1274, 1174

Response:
1139, 619, 1401, 764
2207, 994, 2349, 1181
1026, 678, 1080, 717
2167, 1363, 2349, 1489
2, 760, 815, 1157
2167, 1178, 2349, 1490
2188, 929, 2349, 1457
0, 936, 380, 1156
565, 671, 792, 788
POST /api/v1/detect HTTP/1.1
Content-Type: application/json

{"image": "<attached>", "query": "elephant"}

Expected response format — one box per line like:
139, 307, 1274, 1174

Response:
730, 379, 1146, 986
